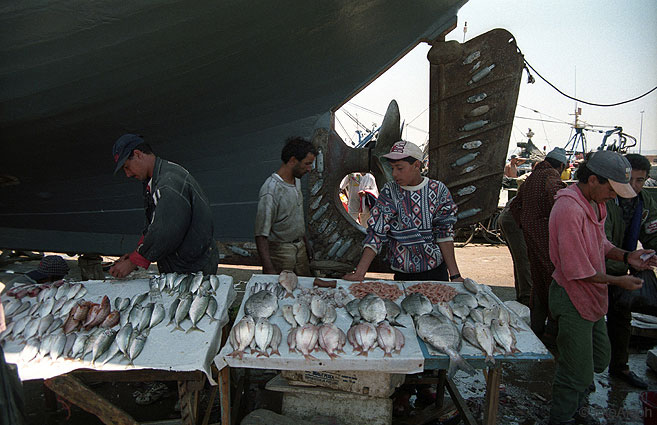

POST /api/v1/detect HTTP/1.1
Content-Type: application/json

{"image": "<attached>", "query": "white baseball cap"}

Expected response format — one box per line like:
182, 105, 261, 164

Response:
382, 140, 423, 162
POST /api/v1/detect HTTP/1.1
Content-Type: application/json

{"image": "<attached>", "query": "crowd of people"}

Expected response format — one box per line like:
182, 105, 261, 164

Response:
502, 148, 657, 424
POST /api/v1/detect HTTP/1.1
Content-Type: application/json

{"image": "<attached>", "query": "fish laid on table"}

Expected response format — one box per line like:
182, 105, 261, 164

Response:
415, 314, 475, 378
209, 275, 220, 292
115, 323, 134, 358
294, 324, 319, 361
376, 321, 401, 357
245, 290, 278, 319
50, 334, 67, 361
172, 294, 193, 332
463, 277, 480, 294
190, 272, 204, 294
453, 293, 478, 310
137, 303, 154, 332
401, 293, 432, 319
434, 302, 455, 322
149, 304, 165, 328
349, 322, 378, 356
254, 318, 274, 357
345, 299, 361, 326
281, 305, 297, 328
205, 297, 218, 323
269, 324, 282, 356
278, 270, 298, 298
186, 293, 209, 333
287, 327, 298, 352
167, 298, 181, 326
127, 333, 148, 366
292, 302, 310, 327
317, 323, 344, 359
491, 319, 519, 354
101, 311, 120, 328
321, 304, 336, 324
383, 299, 405, 328
358, 294, 386, 324
0, 321, 15, 342
92, 329, 117, 365
451, 303, 470, 322
228, 315, 255, 360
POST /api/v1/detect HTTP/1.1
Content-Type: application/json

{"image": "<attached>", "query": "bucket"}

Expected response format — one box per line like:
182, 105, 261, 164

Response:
641, 391, 657, 425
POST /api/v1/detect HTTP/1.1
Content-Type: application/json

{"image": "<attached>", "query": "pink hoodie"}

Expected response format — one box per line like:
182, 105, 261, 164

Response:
549, 185, 614, 321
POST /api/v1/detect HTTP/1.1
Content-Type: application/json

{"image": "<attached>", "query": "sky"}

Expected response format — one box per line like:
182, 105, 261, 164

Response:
335, 0, 657, 158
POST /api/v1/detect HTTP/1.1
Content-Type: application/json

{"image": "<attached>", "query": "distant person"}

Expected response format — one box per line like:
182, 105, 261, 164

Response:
357, 172, 379, 225
340, 173, 362, 222
504, 154, 527, 178
510, 147, 568, 342
343, 140, 464, 283
547, 150, 657, 425
255, 137, 317, 275
604, 153, 653, 389
109, 134, 218, 278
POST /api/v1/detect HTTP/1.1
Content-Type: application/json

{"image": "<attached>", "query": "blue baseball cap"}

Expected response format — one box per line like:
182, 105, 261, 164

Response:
112, 134, 144, 175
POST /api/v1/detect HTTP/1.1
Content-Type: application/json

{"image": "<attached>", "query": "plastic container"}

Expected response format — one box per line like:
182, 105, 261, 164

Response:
641, 391, 657, 425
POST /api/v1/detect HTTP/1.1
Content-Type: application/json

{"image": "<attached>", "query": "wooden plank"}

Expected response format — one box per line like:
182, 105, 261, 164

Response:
219, 367, 231, 425
44, 374, 138, 425
435, 369, 446, 410
178, 380, 199, 425
483, 367, 502, 425
445, 377, 479, 425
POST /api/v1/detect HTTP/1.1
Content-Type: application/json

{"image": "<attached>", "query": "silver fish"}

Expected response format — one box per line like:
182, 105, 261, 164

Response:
101, 341, 123, 365
205, 296, 218, 322
278, 270, 298, 298
116, 323, 134, 357
50, 334, 67, 361
138, 303, 154, 332
55, 283, 71, 300
129, 305, 143, 327
463, 277, 480, 294
292, 301, 310, 327
454, 293, 478, 310
281, 305, 297, 328
23, 319, 40, 340
167, 298, 181, 326
186, 294, 209, 333
383, 299, 404, 327
38, 314, 55, 337
269, 324, 282, 357
345, 299, 361, 325
38, 298, 55, 317
310, 296, 328, 319
434, 302, 455, 322
178, 275, 192, 294
12, 300, 31, 317
149, 304, 165, 328
401, 293, 432, 318
67, 283, 83, 300
114, 297, 124, 310
63, 333, 77, 358
416, 314, 475, 378
393, 327, 405, 354
20, 340, 40, 362
46, 318, 64, 335
482, 307, 497, 326
461, 321, 482, 349
245, 290, 278, 319
476, 292, 493, 309
322, 304, 336, 324
190, 272, 204, 293
209, 275, 220, 292
469, 308, 484, 324
74, 286, 88, 299
358, 294, 386, 324
92, 329, 117, 364
11, 316, 31, 339
173, 294, 193, 332
52, 297, 67, 315
475, 322, 496, 364
70, 334, 89, 359
59, 299, 78, 318
38, 335, 54, 358
491, 319, 519, 354
132, 292, 149, 307
451, 303, 470, 321
127, 333, 147, 365
0, 321, 15, 341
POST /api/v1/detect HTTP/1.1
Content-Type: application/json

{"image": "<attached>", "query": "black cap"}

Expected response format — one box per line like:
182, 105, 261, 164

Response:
112, 134, 144, 175
26, 255, 70, 281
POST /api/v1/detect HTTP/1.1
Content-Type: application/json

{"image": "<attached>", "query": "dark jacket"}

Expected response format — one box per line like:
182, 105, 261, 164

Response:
137, 157, 216, 273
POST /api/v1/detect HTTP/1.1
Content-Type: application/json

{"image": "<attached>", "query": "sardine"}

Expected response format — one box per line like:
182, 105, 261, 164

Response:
205, 297, 218, 323
190, 272, 204, 293
209, 275, 220, 292
116, 323, 134, 358
137, 303, 154, 332
167, 298, 181, 326
416, 314, 475, 378
127, 333, 147, 365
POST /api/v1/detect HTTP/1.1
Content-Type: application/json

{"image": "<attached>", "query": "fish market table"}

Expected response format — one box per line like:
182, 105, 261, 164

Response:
413, 281, 553, 425
2, 275, 236, 424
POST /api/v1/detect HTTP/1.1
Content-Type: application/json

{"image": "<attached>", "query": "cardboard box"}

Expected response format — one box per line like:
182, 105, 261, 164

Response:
281, 370, 405, 398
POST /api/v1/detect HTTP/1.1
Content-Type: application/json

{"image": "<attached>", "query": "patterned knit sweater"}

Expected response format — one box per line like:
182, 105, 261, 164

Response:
363, 177, 457, 273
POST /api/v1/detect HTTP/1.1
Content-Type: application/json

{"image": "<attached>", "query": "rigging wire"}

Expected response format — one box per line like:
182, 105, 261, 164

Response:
517, 104, 571, 125
334, 115, 354, 145
522, 56, 657, 107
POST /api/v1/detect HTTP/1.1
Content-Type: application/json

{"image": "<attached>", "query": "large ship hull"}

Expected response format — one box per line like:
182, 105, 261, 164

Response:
0, 1, 468, 257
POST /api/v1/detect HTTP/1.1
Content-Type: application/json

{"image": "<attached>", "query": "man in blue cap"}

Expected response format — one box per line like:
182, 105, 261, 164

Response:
109, 134, 218, 277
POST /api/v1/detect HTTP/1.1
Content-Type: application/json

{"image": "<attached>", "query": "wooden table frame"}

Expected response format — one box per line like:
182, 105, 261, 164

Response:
43, 368, 206, 425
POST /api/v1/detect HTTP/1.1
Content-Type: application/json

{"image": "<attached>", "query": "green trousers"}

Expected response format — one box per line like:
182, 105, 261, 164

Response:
548, 281, 611, 422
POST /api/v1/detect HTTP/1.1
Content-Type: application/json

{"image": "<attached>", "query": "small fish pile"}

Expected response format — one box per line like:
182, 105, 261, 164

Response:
248, 270, 299, 299
404, 282, 457, 304
168, 289, 219, 333
4, 279, 70, 299
348, 281, 403, 300
296, 286, 351, 308
344, 293, 406, 357
151, 272, 222, 296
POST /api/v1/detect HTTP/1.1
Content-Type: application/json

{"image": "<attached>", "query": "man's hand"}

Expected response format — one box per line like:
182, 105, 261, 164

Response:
342, 271, 365, 282
628, 249, 657, 270
612, 275, 643, 291
109, 255, 138, 278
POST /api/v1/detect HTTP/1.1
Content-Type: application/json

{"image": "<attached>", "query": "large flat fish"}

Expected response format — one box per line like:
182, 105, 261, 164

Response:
416, 314, 475, 378
245, 290, 278, 319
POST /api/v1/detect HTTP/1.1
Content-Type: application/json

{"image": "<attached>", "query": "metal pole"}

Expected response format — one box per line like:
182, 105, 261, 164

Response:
639, 110, 644, 154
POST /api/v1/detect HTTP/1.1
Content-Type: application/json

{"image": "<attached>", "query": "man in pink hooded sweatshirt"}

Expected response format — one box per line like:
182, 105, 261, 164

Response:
547, 150, 657, 425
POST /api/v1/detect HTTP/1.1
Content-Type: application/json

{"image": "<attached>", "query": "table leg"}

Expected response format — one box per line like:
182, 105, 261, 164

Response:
445, 378, 479, 425
218, 367, 231, 425
178, 380, 199, 425
435, 370, 446, 409
483, 366, 502, 425
44, 374, 138, 425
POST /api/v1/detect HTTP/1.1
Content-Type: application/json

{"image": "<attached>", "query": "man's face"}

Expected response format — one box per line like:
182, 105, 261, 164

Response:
291, 153, 315, 178
122, 150, 149, 181
589, 175, 619, 204
390, 159, 421, 186
629, 169, 648, 195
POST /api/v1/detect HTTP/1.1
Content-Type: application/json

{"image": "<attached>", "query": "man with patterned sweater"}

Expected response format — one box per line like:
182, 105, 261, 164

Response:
344, 140, 464, 283
109, 134, 218, 278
